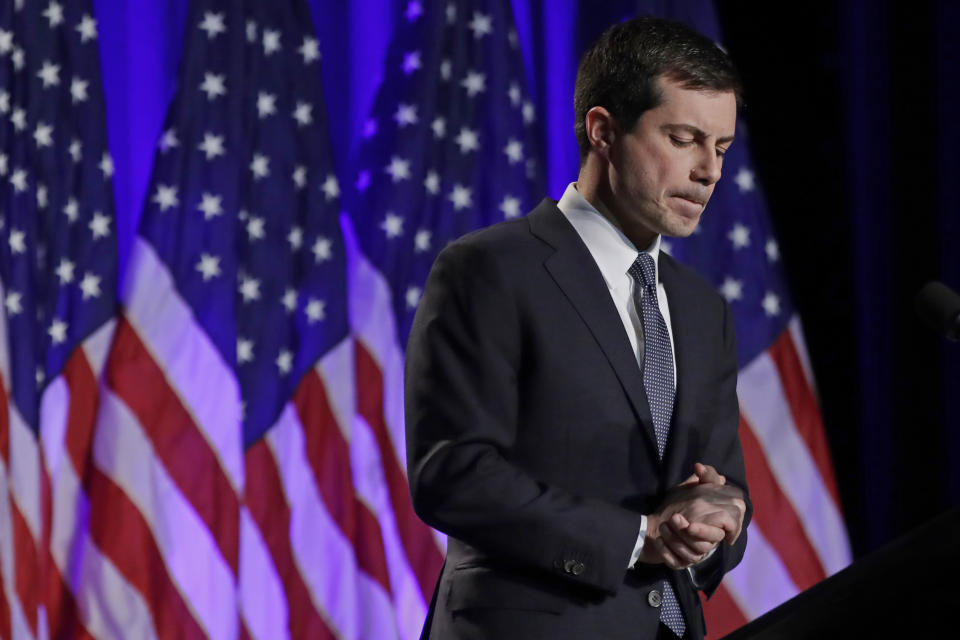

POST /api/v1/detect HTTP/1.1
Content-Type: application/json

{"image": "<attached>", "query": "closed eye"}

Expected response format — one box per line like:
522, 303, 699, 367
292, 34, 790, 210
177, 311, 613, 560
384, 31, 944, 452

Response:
670, 136, 693, 148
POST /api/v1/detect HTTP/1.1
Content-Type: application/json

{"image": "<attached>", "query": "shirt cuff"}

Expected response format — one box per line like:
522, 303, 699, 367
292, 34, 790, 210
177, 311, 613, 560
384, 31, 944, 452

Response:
627, 515, 648, 569
686, 546, 718, 587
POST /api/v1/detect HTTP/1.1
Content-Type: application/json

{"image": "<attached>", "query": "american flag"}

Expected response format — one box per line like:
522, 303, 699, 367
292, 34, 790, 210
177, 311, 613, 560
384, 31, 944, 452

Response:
636, 1, 853, 635
341, 0, 541, 636
0, 1, 117, 638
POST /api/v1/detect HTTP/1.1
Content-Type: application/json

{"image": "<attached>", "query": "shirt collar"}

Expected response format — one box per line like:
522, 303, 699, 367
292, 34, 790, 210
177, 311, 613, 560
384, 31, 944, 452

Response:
556, 182, 661, 291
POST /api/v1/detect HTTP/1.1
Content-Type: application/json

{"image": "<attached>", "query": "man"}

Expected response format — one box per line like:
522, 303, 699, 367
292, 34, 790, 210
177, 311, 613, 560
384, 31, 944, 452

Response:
405, 17, 751, 640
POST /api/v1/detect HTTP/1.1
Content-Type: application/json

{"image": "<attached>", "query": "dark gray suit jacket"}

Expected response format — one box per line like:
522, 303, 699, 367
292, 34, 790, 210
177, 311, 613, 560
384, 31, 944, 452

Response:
405, 199, 751, 640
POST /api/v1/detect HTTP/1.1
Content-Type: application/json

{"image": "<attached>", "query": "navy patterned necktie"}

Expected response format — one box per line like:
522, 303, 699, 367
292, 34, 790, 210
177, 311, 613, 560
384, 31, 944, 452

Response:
628, 252, 685, 638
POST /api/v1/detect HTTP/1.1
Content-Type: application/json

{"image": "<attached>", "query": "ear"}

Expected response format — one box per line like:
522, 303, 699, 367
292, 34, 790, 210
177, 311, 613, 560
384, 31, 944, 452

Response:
585, 106, 616, 158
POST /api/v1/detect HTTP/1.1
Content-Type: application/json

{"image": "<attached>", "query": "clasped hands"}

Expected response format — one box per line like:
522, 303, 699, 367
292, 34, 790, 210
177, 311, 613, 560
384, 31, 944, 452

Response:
639, 463, 746, 570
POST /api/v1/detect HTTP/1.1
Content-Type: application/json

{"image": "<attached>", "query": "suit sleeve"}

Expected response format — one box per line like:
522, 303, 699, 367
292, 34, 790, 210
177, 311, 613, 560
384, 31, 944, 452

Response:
405, 240, 644, 595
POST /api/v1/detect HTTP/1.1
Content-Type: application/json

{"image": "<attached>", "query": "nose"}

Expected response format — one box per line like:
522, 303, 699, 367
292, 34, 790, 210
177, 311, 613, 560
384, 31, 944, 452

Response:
691, 149, 722, 186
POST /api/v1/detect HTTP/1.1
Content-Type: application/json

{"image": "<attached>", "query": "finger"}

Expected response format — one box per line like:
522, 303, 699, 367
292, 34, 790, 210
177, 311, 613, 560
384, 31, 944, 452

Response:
694, 463, 726, 485
699, 510, 739, 540
664, 519, 720, 555
678, 473, 699, 487
655, 538, 686, 570
659, 523, 707, 565
682, 521, 726, 544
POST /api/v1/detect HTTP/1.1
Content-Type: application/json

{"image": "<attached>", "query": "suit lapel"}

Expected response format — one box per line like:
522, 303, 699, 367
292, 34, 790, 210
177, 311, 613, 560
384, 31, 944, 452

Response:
527, 200, 659, 454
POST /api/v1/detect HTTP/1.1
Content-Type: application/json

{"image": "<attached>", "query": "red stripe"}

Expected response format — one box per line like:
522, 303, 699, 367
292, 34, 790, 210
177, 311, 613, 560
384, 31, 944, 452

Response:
44, 562, 94, 640
0, 384, 11, 639
0, 543, 9, 640
701, 584, 748, 639
11, 495, 38, 634
293, 370, 392, 594
106, 316, 239, 575
354, 341, 443, 601
244, 440, 337, 640
86, 465, 207, 640
739, 413, 827, 589
768, 331, 842, 508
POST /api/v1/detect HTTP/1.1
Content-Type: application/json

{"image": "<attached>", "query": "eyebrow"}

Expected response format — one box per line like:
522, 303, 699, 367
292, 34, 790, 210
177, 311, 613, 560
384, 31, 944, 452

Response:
663, 123, 735, 145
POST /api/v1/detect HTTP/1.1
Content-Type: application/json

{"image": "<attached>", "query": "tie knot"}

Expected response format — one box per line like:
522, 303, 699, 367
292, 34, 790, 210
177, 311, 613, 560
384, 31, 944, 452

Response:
629, 252, 657, 289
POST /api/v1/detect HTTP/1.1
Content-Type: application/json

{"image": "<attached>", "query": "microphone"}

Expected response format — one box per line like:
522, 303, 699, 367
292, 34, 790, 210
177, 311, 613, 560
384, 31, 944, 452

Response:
915, 281, 960, 342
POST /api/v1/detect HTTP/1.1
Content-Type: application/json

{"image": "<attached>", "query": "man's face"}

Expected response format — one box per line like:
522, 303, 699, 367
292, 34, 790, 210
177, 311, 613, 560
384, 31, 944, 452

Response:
606, 76, 736, 242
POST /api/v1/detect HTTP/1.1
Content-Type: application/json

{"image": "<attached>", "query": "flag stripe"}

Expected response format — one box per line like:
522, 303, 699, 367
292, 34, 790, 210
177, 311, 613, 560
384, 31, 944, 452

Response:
293, 370, 393, 594
355, 340, 444, 601
239, 505, 293, 640
85, 465, 206, 640
738, 413, 827, 587
244, 439, 336, 640
12, 497, 39, 635
700, 585, 748, 639
0, 549, 9, 640
768, 329, 841, 507
106, 316, 240, 576
787, 317, 816, 392
722, 522, 800, 620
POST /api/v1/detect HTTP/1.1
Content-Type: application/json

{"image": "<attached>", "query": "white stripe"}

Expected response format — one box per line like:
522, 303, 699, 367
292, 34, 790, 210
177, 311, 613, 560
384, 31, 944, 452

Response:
353, 414, 427, 640
122, 238, 244, 493
0, 276, 10, 389
94, 388, 238, 640
83, 319, 117, 379
316, 338, 355, 443
0, 453, 36, 640
40, 375, 70, 480
9, 405, 41, 541
738, 352, 852, 575
722, 522, 800, 620
239, 506, 290, 640
787, 316, 817, 395
50, 456, 158, 640
268, 403, 398, 640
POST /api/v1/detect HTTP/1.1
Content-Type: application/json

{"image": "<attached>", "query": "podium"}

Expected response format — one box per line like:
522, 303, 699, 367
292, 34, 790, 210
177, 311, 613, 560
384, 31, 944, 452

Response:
722, 508, 960, 638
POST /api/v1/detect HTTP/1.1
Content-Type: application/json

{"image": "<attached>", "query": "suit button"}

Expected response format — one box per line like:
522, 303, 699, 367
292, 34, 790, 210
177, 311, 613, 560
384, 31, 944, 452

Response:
648, 589, 663, 608
564, 559, 576, 574
572, 562, 585, 576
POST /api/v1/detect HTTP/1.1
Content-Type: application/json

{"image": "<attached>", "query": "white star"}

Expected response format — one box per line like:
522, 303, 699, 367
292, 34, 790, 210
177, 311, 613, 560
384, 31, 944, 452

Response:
734, 167, 755, 193
256, 91, 277, 118
508, 82, 522, 106
394, 103, 418, 127
406, 1, 423, 21
275, 350, 292, 375
37, 61, 60, 88
424, 170, 440, 194
406, 286, 421, 309
11, 46, 23, 70
237, 338, 254, 364
99, 152, 113, 178
440, 59, 451, 81
48, 318, 68, 345
10, 107, 25, 131
197, 192, 223, 219
468, 12, 493, 39
199, 72, 226, 100
196, 253, 221, 281
89, 212, 110, 239
281, 288, 297, 313
381, 212, 404, 238
36, 183, 47, 209
4, 290, 22, 316
321, 174, 339, 201
449, 184, 472, 210
446, 3, 457, 24
414, 229, 431, 252
262, 29, 281, 55
76, 14, 97, 42
0, 29, 12, 54
402, 51, 421, 74
70, 76, 89, 103
246, 216, 265, 241
385, 156, 411, 182
9, 228, 26, 254
250, 153, 270, 179
503, 139, 523, 164
305, 298, 326, 323
55, 258, 75, 284
508, 29, 519, 48
36, 367, 45, 387
455, 127, 479, 153
312, 236, 332, 262
727, 223, 750, 249
460, 71, 486, 97
762, 292, 781, 317
500, 195, 521, 218
765, 239, 780, 262
245, 19, 257, 43
292, 101, 312, 126
522, 101, 536, 124
431, 117, 446, 139
198, 12, 226, 39
0, 91, 8, 113
10, 168, 27, 192
198, 132, 225, 160
288, 226, 303, 250
68, 139, 81, 161
43, 2, 64, 28
63, 198, 78, 222
720, 277, 743, 302
239, 275, 261, 302
34, 122, 53, 148
159, 129, 179, 152
79, 272, 101, 299
0, 153, 6, 175
299, 36, 320, 64
292, 165, 307, 189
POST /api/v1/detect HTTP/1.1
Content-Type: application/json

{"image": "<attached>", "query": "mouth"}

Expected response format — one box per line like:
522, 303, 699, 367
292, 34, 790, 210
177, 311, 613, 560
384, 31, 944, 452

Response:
670, 194, 706, 216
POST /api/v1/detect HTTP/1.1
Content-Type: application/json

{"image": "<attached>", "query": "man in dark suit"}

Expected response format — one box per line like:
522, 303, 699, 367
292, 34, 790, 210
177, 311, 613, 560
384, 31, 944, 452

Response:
405, 17, 750, 640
